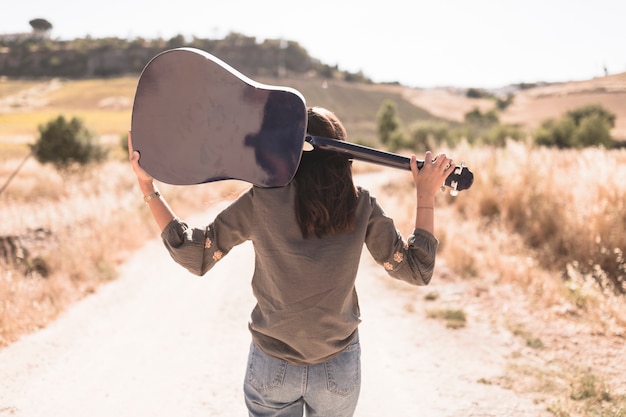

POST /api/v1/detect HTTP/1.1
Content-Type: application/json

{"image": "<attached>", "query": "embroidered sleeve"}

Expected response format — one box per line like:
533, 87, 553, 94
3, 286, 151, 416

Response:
365, 197, 438, 286
160, 190, 253, 276
383, 242, 409, 271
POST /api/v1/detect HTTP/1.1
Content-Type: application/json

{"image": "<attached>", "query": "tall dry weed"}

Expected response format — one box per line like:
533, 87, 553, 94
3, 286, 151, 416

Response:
435, 141, 626, 332
0, 156, 247, 346
466, 143, 625, 294
2, 143, 625, 345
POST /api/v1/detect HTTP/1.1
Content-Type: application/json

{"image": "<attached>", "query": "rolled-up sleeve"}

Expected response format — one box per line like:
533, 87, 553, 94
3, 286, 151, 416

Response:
161, 219, 211, 276
365, 199, 438, 286
160, 190, 254, 276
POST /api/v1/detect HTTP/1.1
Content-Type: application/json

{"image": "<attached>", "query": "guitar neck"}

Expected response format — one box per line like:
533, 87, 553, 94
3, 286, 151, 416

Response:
305, 135, 474, 195
305, 135, 424, 171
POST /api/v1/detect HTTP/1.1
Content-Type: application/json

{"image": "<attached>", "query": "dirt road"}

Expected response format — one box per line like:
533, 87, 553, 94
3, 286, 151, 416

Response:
0, 204, 550, 417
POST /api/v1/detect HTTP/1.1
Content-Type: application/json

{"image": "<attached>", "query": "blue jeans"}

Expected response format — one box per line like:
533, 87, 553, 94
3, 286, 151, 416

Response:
243, 335, 361, 417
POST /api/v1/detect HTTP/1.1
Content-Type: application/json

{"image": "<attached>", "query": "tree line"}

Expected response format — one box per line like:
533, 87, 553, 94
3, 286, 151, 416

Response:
0, 32, 371, 82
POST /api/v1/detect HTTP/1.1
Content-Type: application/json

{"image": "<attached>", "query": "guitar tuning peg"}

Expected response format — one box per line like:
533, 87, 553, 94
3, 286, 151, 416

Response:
449, 180, 459, 196
453, 161, 466, 176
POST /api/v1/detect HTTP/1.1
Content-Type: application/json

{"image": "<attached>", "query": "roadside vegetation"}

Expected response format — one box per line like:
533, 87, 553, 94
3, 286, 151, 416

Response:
1, 70, 625, 417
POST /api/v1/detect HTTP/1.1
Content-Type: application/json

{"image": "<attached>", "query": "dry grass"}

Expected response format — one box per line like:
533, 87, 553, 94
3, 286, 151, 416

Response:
0, 153, 247, 347
0, 104, 132, 138
0, 159, 142, 345
2, 74, 626, 416
368, 142, 626, 417
0, 77, 135, 138
403, 71, 626, 141
402, 87, 495, 123
44, 77, 137, 108
426, 308, 467, 329
2, 144, 625, 416
0, 79, 45, 96
456, 142, 625, 299
447, 144, 626, 340
448, 143, 626, 417
501, 72, 626, 140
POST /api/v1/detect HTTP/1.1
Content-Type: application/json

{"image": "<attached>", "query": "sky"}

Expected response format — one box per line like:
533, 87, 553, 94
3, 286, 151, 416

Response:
2, 0, 625, 88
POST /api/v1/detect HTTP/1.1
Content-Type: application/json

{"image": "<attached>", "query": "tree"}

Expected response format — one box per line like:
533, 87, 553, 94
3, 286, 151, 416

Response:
32, 115, 108, 170
167, 34, 186, 49
376, 101, 413, 152
29, 18, 53, 32
466, 88, 489, 99
377, 100, 401, 147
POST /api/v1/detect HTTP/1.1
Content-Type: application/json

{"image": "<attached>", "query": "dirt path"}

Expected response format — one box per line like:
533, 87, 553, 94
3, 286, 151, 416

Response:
0, 202, 550, 417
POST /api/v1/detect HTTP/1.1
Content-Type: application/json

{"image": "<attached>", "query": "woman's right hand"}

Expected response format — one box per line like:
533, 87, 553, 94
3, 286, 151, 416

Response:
409, 151, 454, 234
410, 151, 455, 200
127, 130, 154, 185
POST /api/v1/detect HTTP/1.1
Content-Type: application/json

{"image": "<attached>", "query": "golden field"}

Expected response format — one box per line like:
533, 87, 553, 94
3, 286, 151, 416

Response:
1, 73, 626, 416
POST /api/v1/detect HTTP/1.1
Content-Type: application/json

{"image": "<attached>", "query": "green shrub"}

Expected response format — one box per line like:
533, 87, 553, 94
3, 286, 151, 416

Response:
32, 115, 108, 169
409, 120, 454, 151
567, 103, 616, 128
483, 124, 525, 147
464, 108, 499, 126
534, 104, 616, 148
535, 117, 576, 148
572, 114, 613, 148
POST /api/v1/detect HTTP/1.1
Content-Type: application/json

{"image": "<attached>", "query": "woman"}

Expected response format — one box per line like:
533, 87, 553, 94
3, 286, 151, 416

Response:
128, 106, 454, 417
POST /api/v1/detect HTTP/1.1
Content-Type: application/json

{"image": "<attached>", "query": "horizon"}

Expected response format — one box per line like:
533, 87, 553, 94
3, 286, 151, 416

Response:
1, 0, 625, 89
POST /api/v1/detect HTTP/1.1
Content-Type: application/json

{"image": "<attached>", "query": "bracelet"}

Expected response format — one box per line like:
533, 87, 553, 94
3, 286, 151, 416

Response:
143, 191, 161, 203
417, 206, 434, 209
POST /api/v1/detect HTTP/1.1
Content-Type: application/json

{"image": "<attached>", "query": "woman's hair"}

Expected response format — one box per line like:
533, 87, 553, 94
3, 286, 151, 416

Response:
294, 107, 357, 238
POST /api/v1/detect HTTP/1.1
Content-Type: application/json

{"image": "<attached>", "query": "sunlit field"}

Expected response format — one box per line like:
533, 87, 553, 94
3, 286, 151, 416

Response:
362, 143, 626, 417
0, 149, 248, 344
0, 77, 137, 137
1, 74, 625, 416
2, 141, 625, 416
3, 141, 625, 334
367, 141, 626, 317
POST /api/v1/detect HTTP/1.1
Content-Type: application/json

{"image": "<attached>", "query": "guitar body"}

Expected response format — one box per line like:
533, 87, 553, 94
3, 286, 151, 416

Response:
131, 47, 307, 187
132, 47, 473, 193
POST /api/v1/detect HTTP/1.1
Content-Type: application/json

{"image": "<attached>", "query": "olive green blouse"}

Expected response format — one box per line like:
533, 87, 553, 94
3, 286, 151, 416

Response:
161, 183, 438, 365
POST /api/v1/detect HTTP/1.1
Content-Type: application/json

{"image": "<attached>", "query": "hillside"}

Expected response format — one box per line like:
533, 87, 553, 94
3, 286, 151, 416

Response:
0, 76, 443, 145
403, 71, 626, 140
500, 71, 626, 140
2, 67, 626, 417
2, 34, 625, 144
2, 70, 626, 146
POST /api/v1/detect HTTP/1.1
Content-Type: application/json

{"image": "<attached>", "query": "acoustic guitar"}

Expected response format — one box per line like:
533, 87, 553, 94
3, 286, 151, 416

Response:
131, 48, 473, 194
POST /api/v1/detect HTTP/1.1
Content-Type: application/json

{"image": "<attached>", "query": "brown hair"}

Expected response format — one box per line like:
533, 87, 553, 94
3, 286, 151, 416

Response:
294, 107, 357, 238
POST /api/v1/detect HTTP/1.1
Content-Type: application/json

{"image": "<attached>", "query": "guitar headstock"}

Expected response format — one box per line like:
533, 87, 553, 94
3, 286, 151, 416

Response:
444, 162, 474, 196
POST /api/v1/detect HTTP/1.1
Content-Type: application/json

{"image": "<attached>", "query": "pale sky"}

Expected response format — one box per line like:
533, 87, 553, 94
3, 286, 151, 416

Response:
2, 0, 625, 88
